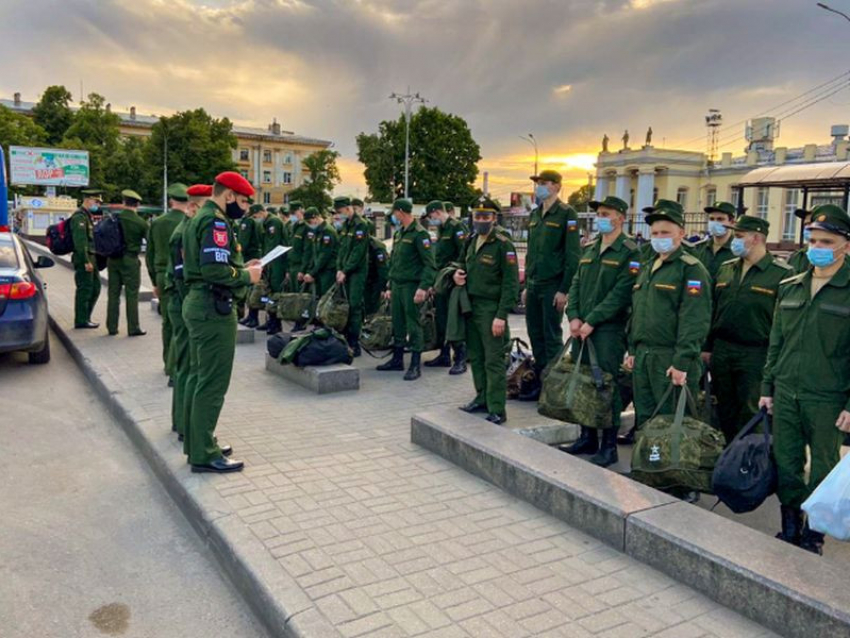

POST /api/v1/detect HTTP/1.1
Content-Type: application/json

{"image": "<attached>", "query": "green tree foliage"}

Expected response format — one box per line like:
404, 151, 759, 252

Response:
287, 150, 340, 212
0, 105, 48, 196
62, 93, 121, 194
104, 136, 155, 203
32, 85, 74, 145
356, 106, 481, 205
567, 183, 594, 211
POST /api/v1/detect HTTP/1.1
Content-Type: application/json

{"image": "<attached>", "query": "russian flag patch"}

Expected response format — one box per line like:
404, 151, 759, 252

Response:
506, 251, 517, 265
567, 219, 578, 231
687, 280, 702, 295
629, 260, 640, 275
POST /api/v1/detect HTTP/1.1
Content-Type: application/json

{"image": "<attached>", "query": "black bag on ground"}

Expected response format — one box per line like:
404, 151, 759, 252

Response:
267, 333, 293, 359
94, 213, 126, 258
278, 327, 352, 367
46, 219, 74, 255
711, 409, 777, 513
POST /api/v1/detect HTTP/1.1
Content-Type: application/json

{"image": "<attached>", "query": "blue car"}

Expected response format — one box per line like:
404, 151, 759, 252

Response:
0, 232, 54, 364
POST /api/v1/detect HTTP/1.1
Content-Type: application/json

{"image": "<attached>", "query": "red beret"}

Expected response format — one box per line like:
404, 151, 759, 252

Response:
214, 171, 255, 197
186, 184, 212, 197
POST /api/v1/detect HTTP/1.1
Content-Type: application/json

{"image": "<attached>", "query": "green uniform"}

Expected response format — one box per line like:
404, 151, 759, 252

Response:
166, 218, 189, 437
462, 232, 520, 416
388, 222, 436, 352
337, 214, 370, 340
306, 222, 338, 297
288, 221, 309, 291
365, 238, 389, 317
433, 217, 468, 347
106, 208, 149, 335
567, 233, 641, 429
693, 235, 735, 280
262, 215, 286, 293
69, 207, 100, 326
145, 208, 185, 370
629, 247, 712, 427
787, 247, 809, 273
524, 199, 581, 369
761, 263, 850, 508
237, 216, 263, 261
706, 253, 792, 442
182, 202, 250, 465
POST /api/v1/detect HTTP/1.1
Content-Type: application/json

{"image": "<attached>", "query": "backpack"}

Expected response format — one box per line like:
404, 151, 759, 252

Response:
46, 219, 75, 255
506, 338, 534, 400
631, 384, 726, 494
361, 299, 393, 351
279, 327, 352, 367
711, 409, 777, 513
94, 213, 126, 258
420, 299, 439, 352
316, 283, 350, 332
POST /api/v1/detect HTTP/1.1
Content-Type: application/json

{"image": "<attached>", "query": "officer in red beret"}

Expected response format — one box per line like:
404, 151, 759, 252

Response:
181, 172, 263, 473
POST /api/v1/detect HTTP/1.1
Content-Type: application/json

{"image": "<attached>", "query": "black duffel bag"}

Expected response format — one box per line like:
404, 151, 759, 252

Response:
267, 333, 293, 359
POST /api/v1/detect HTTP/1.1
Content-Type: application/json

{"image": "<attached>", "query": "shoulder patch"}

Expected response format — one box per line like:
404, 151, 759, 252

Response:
773, 259, 794, 271
623, 238, 638, 251
780, 272, 807, 286
680, 253, 700, 266
495, 234, 508, 242
720, 257, 738, 267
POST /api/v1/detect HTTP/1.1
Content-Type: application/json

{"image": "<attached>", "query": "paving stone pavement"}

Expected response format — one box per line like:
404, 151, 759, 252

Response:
38, 260, 780, 638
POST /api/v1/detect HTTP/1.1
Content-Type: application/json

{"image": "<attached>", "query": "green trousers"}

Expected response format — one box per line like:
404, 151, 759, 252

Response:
525, 282, 564, 370
168, 292, 189, 436
344, 270, 367, 339
267, 257, 285, 294
73, 265, 101, 325
711, 340, 766, 443
315, 271, 335, 299
633, 345, 701, 429
182, 289, 237, 465
391, 282, 422, 352
106, 253, 142, 334
364, 278, 382, 318
155, 272, 174, 374
434, 290, 450, 347
467, 298, 508, 416
773, 385, 845, 508
570, 326, 627, 429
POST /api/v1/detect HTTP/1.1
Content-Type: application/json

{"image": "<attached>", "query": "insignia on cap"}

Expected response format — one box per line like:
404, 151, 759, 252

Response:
818, 214, 827, 222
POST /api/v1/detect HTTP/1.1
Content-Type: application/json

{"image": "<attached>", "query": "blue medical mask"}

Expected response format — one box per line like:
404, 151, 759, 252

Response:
391, 214, 401, 227
535, 184, 550, 200
708, 221, 728, 237
429, 217, 442, 227
651, 237, 674, 254
333, 220, 343, 231
807, 246, 838, 268
803, 228, 812, 242
88, 203, 100, 213
730, 237, 748, 257
307, 222, 320, 231
289, 214, 298, 224
596, 217, 614, 235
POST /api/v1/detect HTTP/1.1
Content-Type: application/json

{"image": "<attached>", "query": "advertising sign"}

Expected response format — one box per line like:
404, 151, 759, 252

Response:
9, 146, 90, 187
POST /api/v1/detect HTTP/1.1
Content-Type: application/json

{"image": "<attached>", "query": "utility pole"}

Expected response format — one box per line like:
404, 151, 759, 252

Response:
519, 133, 539, 182
162, 124, 169, 211
389, 88, 427, 199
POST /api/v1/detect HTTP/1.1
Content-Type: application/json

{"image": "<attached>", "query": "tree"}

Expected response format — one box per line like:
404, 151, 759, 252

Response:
32, 85, 74, 145
63, 93, 121, 194
0, 105, 48, 196
104, 136, 156, 203
356, 106, 481, 204
287, 150, 340, 211
567, 184, 594, 211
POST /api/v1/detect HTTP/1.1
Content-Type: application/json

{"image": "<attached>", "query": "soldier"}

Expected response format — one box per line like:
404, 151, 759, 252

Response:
70, 189, 102, 329
520, 169, 581, 400
364, 234, 389, 317
562, 196, 640, 467
146, 183, 189, 374
287, 201, 308, 292
424, 200, 468, 374
377, 199, 437, 381
693, 201, 738, 280
760, 204, 850, 554
303, 207, 338, 297
787, 208, 813, 273
703, 215, 792, 443
239, 204, 266, 328
182, 172, 262, 473
456, 197, 519, 424
333, 196, 369, 356
106, 190, 150, 337
258, 204, 287, 335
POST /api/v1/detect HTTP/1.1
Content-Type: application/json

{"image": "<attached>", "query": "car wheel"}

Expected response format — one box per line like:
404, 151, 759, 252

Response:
28, 335, 51, 365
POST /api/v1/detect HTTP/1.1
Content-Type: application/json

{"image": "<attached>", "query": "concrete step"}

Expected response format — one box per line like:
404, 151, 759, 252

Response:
265, 353, 359, 394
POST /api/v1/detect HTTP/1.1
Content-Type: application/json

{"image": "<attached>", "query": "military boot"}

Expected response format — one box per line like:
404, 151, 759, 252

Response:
404, 352, 422, 381
266, 316, 282, 335
255, 314, 269, 331
376, 347, 404, 371
560, 427, 598, 455
590, 428, 618, 467
424, 345, 451, 368
348, 333, 362, 358
244, 308, 260, 329
799, 521, 825, 555
776, 506, 803, 546
449, 343, 467, 375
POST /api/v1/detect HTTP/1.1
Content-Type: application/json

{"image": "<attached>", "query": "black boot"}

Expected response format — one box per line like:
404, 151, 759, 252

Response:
376, 347, 404, 371
776, 506, 804, 546
560, 427, 598, 455
348, 333, 362, 358
800, 521, 825, 555
266, 316, 282, 335
449, 343, 467, 375
244, 308, 260, 329
589, 428, 619, 467
424, 345, 451, 368
255, 314, 269, 331
404, 352, 422, 381
617, 428, 636, 445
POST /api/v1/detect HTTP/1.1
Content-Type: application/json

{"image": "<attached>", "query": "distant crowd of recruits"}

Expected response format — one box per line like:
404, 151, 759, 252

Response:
67, 167, 850, 557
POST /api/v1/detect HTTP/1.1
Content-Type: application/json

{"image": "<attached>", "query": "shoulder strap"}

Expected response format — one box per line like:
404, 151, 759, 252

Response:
584, 338, 605, 390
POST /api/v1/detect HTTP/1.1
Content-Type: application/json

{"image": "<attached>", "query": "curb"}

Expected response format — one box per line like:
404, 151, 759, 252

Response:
49, 316, 341, 638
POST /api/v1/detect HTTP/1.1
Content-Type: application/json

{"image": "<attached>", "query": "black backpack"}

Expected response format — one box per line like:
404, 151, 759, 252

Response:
94, 213, 126, 258
46, 219, 75, 255
711, 409, 777, 513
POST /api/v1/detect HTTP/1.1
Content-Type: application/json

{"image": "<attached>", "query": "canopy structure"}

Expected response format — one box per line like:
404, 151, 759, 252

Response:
735, 161, 850, 217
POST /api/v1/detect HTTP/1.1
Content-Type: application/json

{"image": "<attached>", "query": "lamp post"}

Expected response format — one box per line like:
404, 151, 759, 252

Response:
161, 123, 169, 211
519, 133, 538, 180
389, 88, 427, 199
817, 2, 850, 21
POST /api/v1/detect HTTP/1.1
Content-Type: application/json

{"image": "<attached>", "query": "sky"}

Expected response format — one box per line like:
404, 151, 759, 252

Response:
3, 0, 850, 201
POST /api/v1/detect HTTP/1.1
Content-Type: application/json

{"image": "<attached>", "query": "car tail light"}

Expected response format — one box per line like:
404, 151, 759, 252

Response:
0, 282, 38, 300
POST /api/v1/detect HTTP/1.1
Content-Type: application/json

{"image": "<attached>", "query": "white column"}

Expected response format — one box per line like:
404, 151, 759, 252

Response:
615, 174, 629, 202
594, 176, 609, 201
634, 171, 656, 237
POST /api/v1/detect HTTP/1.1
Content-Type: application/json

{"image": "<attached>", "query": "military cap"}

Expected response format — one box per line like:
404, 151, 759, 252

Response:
81, 189, 103, 199
304, 206, 320, 220
425, 200, 445, 214
186, 184, 212, 197
248, 203, 265, 215
391, 198, 413, 214
121, 189, 143, 203
531, 169, 562, 184
443, 201, 455, 213
166, 183, 189, 201
471, 195, 501, 214
644, 199, 685, 228
266, 207, 277, 213
704, 201, 739, 218
732, 215, 769, 235
215, 171, 255, 197
808, 204, 850, 238
351, 198, 364, 207
794, 208, 813, 221
289, 200, 303, 212
589, 195, 628, 214
333, 196, 351, 209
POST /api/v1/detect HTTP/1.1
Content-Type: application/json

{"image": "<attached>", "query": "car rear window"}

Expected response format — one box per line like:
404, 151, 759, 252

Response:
0, 239, 18, 268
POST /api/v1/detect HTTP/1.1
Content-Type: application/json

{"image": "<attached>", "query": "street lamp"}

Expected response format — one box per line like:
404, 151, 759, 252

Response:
817, 2, 850, 21
161, 122, 169, 211
389, 88, 427, 199
519, 133, 538, 181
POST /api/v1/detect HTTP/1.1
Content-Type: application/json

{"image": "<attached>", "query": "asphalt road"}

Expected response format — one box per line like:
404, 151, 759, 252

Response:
0, 332, 268, 638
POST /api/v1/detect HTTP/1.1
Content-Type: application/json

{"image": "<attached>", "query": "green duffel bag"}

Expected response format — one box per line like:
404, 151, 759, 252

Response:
361, 299, 393, 351
247, 280, 271, 310
538, 339, 615, 429
316, 282, 349, 332
630, 384, 726, 494
276, 284, 315, 322
420, 298, 439, 352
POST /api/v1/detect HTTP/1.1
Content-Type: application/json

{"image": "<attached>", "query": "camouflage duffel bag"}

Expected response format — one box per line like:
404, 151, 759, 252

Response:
265, 292, 282, 317
538, 339, 614, 428
276, 285, 315, 322
420, 298, 439, 352
247, 280, 271, 310
631, 384, 726, 494
361, 299, 393, 351
316, 283, 349, 332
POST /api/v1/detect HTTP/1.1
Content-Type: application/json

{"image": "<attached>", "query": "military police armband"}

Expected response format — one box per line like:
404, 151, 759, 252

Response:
200, 220, 232, 265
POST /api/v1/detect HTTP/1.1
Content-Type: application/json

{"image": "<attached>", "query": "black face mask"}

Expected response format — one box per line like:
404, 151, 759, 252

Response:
473, 221, 493, 236
225, 200, 245, 220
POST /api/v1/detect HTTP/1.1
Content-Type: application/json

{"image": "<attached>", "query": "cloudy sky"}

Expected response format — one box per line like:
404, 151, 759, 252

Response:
3, 0, 850, 200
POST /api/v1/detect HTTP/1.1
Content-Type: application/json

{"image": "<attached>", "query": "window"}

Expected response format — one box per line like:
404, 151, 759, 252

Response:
284, 194, 290, 204
705, 188, 716, 208
283, 153, 293, 165
676, 187, 688, 209
283, 172, 293, 185
263, 170, 272, 184
263, 192, 271, 204
239, 148, 249, 161
263, 150, 272, 164
731, 187, 741, 209
783, 189, 799, 241
757, 187, 769, 219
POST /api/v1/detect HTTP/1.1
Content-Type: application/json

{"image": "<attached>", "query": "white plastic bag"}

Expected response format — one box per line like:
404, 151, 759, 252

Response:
802, 452, 850, 541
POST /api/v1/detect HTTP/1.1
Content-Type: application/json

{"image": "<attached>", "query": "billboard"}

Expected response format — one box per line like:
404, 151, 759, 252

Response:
9, 146, 90, 187
509, 192, 534, 213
